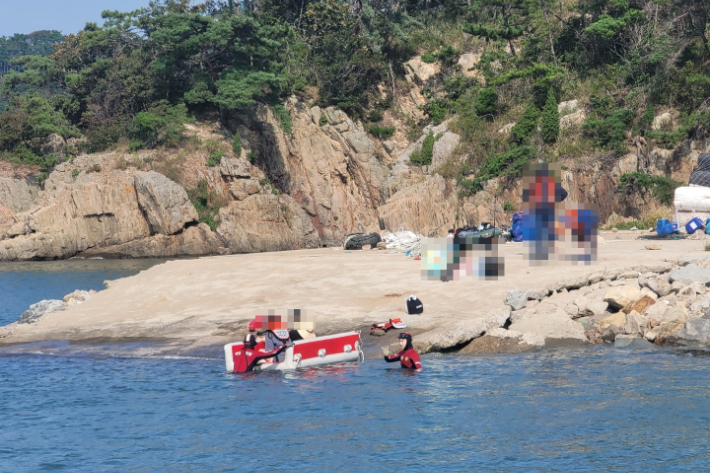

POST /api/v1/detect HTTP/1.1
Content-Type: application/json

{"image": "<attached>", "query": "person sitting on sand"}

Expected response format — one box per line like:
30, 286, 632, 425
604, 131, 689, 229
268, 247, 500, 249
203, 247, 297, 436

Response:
383, 333, 422, 370
233, 334, 287, 373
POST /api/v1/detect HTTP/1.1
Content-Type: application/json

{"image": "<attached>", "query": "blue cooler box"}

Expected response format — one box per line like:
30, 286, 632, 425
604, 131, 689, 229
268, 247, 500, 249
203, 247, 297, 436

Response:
657, 220, 679, 235
705, 219, 710, 234
686, 217, 703, 234
656, 219, 670, 234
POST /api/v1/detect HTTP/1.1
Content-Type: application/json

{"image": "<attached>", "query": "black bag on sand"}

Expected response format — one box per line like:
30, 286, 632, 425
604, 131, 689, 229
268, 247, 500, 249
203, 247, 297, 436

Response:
406, 295, 423, 314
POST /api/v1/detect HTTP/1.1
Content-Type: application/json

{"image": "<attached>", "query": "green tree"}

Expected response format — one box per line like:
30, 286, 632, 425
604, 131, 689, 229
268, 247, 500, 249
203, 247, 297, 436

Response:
464, 0, 529, 56
510, 102, 540, 144
541, 88, 559, 144
475, 87, 498, 118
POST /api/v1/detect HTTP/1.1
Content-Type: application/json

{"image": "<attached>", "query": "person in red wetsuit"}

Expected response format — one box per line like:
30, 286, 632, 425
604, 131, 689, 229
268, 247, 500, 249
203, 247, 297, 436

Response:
233, 334, 287, 373
384, 332, 422, 370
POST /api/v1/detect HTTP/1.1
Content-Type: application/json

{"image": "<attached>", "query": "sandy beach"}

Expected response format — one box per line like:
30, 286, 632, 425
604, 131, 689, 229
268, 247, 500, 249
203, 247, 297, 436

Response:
0, 232, 703, 356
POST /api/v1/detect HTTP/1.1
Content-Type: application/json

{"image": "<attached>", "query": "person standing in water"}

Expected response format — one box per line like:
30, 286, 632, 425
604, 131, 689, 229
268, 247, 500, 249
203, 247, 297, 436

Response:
384, 333, 422, 370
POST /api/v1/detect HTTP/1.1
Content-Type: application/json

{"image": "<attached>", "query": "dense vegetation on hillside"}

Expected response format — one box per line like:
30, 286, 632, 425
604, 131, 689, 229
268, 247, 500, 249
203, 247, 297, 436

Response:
0, 0, 708, 198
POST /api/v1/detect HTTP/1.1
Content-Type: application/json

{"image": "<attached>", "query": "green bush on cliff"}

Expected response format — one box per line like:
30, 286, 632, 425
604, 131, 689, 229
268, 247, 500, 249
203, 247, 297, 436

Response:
410, 131, 439, 166
368, 125, 395, 139
459, 145, 537, 195
617, 171, 682, 206
583, 108, 634, 156
188, 180, 223, 231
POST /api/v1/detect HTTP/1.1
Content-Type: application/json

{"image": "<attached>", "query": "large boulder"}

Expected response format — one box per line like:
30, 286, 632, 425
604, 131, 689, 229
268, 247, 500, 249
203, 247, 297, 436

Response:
667, 318, 710, 346
651, 112, 673, 131
414, 309, 510, 353
508, 308, 587, 345
614, 334, 652, 349
604, 286, 642, 310
640, 275, 672, 297
217, 194, 319, 253
134, 171, 198, 235
668, 264, 710, 285
624, 312, 650, 337
457, 53, 482, 78
622, 295, 655, 315
219, 157, 254, 178
431, 132, 460, 170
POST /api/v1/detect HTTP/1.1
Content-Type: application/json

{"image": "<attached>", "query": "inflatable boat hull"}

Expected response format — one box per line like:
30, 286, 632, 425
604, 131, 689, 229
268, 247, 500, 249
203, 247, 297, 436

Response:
224, 331, 363, 372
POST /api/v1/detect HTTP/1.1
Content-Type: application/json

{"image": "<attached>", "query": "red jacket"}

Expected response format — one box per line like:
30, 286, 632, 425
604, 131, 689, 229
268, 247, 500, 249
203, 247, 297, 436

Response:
233, 343, 287, 373
384, 348, 422, 370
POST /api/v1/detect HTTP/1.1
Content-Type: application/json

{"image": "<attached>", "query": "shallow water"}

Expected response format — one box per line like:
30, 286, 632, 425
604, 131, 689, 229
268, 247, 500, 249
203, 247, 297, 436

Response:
2, 263, 710, 471
1, 346, 709, 472
0, 259, 167, 326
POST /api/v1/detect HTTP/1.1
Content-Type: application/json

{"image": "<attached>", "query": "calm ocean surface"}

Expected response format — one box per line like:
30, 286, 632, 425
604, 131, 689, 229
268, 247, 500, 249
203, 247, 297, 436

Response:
1, 262, 709, 472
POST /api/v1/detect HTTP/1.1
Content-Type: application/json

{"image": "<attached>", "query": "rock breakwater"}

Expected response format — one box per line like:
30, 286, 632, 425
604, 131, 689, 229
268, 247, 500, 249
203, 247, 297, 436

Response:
476, 256, 710, 353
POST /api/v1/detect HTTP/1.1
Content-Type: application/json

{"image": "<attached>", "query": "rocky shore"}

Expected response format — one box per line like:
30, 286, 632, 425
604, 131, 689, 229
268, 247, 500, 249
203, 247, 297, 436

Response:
3, 236, 710, 358
467, 256, 710, 354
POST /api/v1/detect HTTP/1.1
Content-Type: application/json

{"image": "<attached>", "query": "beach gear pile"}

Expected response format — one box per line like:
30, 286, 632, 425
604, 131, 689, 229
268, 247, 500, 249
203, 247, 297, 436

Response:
382, 230, 424, 258
370, 318, 407, 333
671, 153, 710, 236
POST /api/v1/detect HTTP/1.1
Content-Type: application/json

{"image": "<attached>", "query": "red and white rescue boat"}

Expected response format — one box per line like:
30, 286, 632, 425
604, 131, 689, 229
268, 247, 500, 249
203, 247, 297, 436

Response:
224, 331, 364, 372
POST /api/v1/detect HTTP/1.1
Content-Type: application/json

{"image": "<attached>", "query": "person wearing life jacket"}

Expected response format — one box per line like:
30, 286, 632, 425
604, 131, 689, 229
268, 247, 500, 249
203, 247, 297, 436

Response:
233, 334, 287, 373
264, 322, 293, 363
384, 332, 422, 370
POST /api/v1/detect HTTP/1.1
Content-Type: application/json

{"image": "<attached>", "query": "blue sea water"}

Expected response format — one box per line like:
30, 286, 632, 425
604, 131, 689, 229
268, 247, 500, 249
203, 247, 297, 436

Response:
1, 263, 710, 472
0, 259, 165, 326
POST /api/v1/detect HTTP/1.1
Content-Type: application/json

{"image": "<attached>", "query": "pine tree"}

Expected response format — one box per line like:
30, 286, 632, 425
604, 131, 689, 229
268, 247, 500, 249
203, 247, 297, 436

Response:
511, 102, 540, 144
475, 87, 498, 119
541, 88, 559, 144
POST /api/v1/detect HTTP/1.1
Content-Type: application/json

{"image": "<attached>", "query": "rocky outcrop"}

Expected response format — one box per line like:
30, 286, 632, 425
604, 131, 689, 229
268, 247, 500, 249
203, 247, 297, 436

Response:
0, 154, 227, 260
1, 168, 153, 260
217, 194, 319, 253
378, 175, 461, 237
246, 99, 386, 245
134, 171, 198, 235
81, 223, 225, 258
404, 56, 440, 85
0, 177, 39, 212
457, 52, 482, 79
